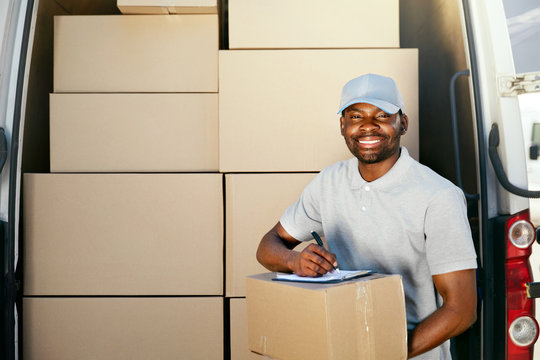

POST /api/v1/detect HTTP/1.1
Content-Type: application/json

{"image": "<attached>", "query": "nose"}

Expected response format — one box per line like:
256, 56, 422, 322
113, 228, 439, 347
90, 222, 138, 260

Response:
357, 116, 380, 133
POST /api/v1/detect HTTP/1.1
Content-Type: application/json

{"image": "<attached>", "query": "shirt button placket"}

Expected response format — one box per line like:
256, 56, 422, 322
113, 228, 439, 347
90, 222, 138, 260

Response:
362, 185, 372, 212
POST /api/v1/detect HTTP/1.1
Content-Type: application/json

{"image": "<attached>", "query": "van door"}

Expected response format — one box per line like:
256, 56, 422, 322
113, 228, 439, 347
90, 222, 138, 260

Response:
464, 0, 540, 359
500, 2, 540, 360
0, 1, 34, 359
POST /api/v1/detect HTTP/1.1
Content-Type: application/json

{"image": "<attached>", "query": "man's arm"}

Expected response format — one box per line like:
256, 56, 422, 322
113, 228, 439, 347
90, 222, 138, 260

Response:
256, 222, 338, 277
407, 269, 477, 358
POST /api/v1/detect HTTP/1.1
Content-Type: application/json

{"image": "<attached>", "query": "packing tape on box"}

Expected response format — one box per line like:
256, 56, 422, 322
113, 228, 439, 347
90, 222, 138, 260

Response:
356, 283, 375, 358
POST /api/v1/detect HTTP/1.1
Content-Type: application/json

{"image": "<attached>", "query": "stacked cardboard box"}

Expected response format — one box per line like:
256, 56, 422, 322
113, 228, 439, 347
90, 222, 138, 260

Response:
24, 174, 223, 296
50, 94, 218, 172
24, 298, 223, 360
53, 15, 218, 93
24, 10, 222, 360
219, 49, 419, 172
223, 1, 416, 359
228, 0, 400, 49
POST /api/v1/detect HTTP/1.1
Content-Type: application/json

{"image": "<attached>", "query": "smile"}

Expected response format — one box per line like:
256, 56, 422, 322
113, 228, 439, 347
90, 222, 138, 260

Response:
356, 139, 381, 145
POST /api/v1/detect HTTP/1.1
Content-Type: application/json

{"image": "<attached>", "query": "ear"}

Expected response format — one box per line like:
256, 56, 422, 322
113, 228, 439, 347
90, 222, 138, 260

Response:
340, 116, 345, 136
399, 114, 409, 135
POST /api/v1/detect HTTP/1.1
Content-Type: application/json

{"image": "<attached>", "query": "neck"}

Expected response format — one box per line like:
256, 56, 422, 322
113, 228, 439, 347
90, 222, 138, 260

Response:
357, 149, 401, 182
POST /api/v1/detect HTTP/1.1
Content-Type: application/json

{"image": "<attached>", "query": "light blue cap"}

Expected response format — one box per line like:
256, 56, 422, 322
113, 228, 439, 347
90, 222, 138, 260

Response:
337, 73, 405, 115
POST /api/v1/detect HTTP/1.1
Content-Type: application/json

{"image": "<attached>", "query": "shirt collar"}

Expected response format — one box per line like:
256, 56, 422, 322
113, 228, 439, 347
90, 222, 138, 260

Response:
348, 146, 413, 190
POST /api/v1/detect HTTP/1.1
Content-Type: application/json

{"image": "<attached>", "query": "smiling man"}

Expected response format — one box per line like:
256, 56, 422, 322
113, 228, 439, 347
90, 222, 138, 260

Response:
256, 73, 478, 359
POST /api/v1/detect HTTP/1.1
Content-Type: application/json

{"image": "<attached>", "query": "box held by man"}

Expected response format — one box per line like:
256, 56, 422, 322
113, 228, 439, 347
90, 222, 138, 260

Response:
246, 272, 407, 360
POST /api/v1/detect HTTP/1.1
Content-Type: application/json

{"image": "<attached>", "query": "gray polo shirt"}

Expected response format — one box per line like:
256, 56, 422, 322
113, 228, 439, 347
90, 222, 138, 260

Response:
280, 147, 477, 360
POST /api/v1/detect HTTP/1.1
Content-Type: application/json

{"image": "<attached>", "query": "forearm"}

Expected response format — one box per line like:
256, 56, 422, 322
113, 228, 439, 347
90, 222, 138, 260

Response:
256, 227, 299, 273
257, 222, 338, 276
407, 303, 476, 358
408, 269, 477, 358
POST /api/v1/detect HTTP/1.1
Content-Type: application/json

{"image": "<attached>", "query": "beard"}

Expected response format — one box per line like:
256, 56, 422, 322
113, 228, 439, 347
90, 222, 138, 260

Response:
345, 132, 402, 164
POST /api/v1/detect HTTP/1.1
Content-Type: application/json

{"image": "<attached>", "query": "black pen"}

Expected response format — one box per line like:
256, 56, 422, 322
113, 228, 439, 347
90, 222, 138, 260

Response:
310, 230, 341, 274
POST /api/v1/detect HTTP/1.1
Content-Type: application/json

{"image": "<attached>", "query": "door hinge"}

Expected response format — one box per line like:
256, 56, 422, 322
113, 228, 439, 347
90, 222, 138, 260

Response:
498, 72, 540, 96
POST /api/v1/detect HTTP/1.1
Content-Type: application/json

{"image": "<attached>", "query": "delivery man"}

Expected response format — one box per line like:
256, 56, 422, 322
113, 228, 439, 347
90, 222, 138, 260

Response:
256, 73, 477, 359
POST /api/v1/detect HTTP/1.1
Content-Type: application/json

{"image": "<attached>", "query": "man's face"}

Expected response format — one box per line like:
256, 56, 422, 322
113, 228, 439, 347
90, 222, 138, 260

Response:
340, 102, 408, 164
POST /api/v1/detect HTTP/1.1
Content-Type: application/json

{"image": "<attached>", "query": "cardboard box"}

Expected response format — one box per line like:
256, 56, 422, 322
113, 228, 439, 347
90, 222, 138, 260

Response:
50, 93, 218, 172
246, 273, 407, 360
230, 298, 262, 360
54, 15, 218, 92
24, 297, 223, 360
228, 0, 399, 49
219, 49, 419, 172
225, 173, 316, 297
24, 173, 223, 295
118, 0, 217, 14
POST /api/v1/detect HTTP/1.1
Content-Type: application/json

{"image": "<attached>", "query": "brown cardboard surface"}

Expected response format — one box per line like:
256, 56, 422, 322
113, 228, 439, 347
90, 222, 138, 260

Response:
24, 173, 223, 295
219, 49, 419, 172
225, 173, 316, 297
118, 4, 169, 14
23, 297, 223, 360
228, 0, 399, 49
54, 15, 218, 92
50, 93, 218, 172
246, 272, 407, 360
230, 298, 262, 360
118, 0, 217, 14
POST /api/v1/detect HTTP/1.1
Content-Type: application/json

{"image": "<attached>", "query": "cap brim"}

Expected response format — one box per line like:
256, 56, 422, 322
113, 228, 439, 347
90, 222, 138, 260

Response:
337, 98, 400, 115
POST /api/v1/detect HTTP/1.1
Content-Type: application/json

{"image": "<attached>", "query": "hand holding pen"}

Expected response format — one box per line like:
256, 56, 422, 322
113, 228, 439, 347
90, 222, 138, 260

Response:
286, 230, 339, 277
310, 231, 341, 274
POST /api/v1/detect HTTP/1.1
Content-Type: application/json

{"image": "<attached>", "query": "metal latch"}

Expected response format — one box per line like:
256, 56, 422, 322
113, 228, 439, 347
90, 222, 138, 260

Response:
498, 72, 540, 96
526, 282, 540, 298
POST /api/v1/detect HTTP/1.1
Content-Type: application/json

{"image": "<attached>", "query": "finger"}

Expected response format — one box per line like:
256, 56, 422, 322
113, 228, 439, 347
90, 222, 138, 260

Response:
296, 247, 332, 276
297, 267, 322, 277
289, 250, 320, 277
300, 249, 334, 275
294, 258, 321, 277
310, 245, 338, 269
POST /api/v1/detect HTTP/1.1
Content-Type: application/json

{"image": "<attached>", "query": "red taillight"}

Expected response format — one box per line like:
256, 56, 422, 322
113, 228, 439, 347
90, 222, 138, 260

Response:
506, 210, 538, 359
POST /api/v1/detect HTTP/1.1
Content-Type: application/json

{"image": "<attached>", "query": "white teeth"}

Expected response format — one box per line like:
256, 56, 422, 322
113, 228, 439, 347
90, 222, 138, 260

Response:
357, 139, 380, 144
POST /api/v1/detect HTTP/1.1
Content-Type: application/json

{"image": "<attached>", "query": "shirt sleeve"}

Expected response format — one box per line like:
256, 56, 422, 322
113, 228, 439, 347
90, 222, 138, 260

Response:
424, 186, 478, 275
279, 173, 324, 242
